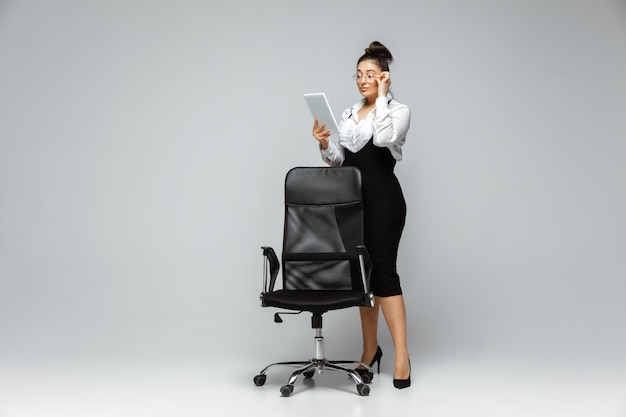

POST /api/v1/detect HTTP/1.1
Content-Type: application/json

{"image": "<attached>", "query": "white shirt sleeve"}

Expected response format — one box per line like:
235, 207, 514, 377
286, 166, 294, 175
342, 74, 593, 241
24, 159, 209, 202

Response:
320, 137, 344, 166
372, 96, 410, 159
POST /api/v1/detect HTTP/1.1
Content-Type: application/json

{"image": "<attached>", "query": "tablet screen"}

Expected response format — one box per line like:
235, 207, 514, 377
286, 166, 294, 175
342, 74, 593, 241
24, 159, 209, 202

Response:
304, 92, 339, 134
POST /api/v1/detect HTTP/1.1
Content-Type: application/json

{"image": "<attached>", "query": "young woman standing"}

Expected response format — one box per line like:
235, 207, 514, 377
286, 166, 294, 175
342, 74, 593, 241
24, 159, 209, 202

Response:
312, 41, 411, 389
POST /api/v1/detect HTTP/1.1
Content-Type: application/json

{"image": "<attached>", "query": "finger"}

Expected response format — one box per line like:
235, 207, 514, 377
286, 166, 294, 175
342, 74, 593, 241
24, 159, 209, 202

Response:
313, 123, 327, 133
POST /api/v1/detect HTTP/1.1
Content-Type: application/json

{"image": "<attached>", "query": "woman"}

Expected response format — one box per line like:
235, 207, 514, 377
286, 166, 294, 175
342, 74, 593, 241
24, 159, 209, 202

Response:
312, 41, 411, 389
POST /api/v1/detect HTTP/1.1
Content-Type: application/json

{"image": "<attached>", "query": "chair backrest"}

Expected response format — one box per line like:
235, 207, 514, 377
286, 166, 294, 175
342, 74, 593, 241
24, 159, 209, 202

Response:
282, 167, 364, 291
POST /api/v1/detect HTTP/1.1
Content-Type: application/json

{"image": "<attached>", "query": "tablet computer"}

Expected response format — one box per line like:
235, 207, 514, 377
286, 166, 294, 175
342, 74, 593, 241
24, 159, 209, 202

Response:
304, 92, 339, 134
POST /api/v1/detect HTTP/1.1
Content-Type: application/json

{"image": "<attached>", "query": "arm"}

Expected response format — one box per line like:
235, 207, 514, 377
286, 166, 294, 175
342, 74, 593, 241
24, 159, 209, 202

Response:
371, 71, 410, 148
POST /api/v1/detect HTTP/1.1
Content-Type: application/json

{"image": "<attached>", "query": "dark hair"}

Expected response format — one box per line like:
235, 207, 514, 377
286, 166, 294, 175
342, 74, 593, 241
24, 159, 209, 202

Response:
357, 41, 393, 71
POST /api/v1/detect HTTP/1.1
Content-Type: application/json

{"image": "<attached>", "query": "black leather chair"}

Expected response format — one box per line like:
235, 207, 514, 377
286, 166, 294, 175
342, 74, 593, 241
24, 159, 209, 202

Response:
253, 166, 374, 397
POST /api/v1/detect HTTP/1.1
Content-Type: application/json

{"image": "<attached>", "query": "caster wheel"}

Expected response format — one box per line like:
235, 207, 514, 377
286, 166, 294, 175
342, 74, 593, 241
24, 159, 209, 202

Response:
303, 370, 315, 379
280, 384, 294, 397
357, 383, 370, 396
253, 374, 266, 386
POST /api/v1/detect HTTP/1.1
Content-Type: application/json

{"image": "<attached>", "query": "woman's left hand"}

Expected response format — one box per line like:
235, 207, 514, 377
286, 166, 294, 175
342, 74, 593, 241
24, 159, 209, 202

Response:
377, 71, 391, 97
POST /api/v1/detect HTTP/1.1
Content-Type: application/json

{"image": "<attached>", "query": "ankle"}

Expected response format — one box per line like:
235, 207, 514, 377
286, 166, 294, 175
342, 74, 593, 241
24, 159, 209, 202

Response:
362, 344, 378, 355
394, 348, 410, 362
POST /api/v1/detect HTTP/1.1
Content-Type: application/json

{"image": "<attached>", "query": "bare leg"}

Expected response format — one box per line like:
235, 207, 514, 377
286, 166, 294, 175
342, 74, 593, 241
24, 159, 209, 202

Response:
358, 300, 380, 366
379, 295, 410, 379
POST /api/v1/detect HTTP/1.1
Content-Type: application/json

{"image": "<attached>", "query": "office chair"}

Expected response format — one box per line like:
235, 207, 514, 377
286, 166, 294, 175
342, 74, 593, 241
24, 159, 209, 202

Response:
253, 166, 375, 397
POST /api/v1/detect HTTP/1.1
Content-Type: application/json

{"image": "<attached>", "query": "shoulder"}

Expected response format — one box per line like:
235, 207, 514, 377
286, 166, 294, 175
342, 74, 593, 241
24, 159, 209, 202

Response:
388, 98, 410, 119
389, 97, 409, 110
380, 93, 409, 112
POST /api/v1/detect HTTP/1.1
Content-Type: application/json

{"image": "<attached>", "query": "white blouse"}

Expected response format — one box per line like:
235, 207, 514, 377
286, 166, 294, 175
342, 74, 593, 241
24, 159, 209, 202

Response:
320, 93, 410, 167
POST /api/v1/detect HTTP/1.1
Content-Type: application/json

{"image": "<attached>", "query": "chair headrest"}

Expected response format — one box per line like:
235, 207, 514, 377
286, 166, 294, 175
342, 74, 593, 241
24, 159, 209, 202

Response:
285, 167, 362, 205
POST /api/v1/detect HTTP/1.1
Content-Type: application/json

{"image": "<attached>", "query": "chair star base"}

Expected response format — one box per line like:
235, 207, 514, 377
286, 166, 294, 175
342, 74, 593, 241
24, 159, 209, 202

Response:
254, 357, 373, 397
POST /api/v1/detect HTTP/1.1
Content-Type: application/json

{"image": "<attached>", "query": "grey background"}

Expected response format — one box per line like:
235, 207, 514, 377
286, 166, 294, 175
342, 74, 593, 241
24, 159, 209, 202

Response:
1, 0, 625, 370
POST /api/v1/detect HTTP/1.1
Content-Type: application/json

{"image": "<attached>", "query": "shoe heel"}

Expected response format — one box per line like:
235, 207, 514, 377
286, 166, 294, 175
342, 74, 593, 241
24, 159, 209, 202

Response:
370, 346, 383, 374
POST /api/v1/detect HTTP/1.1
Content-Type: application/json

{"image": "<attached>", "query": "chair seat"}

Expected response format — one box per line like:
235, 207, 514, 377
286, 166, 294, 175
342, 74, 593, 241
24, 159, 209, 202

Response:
262, 289, 368, 312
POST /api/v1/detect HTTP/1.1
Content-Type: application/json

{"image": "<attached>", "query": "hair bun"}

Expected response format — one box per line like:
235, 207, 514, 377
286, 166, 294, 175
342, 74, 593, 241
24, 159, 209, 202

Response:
365, 41, 393, 62
359, 41, 393, 71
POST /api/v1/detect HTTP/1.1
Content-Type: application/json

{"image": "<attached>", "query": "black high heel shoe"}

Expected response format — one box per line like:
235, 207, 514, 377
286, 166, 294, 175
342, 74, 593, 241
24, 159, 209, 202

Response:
393, 359, 411, 389
355, 346, 383, 383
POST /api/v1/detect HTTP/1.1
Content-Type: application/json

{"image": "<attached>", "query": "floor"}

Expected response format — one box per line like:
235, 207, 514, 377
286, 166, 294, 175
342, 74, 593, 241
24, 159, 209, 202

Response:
1, 356, 624, 417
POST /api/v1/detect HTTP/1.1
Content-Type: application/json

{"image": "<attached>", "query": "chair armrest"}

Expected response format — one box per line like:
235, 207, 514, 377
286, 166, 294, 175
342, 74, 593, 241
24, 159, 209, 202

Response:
355, 245, 373, 305
261, 246, 280, 293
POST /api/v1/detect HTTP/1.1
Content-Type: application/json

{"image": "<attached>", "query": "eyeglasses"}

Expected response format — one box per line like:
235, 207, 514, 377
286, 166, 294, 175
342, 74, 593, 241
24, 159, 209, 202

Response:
352, 73, 377, 82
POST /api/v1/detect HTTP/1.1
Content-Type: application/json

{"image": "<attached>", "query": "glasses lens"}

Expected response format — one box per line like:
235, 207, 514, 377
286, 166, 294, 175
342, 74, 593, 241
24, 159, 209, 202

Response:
354, 74, 375, 81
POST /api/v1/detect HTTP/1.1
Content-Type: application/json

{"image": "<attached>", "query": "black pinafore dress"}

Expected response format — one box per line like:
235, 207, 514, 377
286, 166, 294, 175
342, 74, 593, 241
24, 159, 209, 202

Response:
342, 138, 406, 297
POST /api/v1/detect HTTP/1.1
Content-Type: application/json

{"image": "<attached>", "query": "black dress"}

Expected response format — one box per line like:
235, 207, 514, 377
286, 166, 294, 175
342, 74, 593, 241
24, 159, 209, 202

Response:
342, 138, 406, 297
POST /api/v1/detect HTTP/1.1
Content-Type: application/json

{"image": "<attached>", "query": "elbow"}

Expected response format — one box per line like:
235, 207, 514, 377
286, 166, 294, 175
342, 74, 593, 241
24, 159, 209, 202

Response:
373, 133, 398, 147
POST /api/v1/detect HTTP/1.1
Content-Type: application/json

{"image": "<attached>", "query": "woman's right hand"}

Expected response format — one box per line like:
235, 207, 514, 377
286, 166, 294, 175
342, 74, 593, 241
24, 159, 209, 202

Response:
312, 117, 331, 150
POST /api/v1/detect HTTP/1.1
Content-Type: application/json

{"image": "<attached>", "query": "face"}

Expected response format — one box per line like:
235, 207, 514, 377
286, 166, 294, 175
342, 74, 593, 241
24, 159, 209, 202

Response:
355, 60, 382, 100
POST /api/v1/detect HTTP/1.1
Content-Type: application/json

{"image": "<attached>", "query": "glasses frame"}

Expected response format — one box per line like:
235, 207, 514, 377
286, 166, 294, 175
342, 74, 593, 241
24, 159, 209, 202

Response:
352, 73, 378, 82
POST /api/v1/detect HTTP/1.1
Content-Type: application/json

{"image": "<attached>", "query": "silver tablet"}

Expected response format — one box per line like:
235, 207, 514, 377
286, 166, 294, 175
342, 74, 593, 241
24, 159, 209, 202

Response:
304, 92, 339, 134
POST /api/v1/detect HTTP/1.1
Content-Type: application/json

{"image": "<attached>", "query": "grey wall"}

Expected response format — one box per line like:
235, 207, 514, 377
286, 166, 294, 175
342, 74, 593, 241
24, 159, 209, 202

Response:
1, 0, 625, 366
